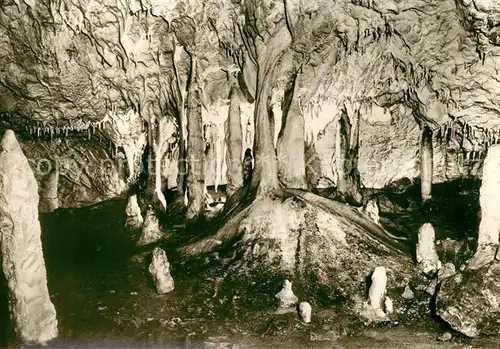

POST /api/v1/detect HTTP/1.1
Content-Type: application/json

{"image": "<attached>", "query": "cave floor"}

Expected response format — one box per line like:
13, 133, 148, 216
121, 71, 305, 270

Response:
1, 179, 496, 348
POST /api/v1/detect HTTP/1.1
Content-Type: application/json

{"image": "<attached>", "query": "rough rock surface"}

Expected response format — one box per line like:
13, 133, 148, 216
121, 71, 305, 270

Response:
0, 130, 58, 344
125, 194, 143, 231
148, 247, 175, 294
21, 137, 127, 208
138, 207, 164, 246
38, 165, 59, 213
1, 0, 500, 194
436, 262, 500, 338
468, 144, 500, 270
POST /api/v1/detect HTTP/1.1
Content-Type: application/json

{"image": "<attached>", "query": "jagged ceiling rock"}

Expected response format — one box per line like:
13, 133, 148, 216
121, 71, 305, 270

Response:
1, 0, 500, 193
0, 0, 499, 129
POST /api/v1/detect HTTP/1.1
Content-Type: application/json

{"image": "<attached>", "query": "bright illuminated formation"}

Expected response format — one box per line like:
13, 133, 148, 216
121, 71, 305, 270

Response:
416, 223, 441, 276
0, 130, 58, 345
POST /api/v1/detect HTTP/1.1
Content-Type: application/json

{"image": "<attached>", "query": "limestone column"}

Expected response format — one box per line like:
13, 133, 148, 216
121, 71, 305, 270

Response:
0, 130, 58, 344
469, 144, 500, 269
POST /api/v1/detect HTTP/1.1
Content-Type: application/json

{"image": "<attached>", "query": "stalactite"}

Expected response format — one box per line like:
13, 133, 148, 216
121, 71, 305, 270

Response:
420, 125, 433, 202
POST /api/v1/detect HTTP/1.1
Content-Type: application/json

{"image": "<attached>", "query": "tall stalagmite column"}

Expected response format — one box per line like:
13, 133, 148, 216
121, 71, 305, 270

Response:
420, 126, 433, 202
276, 74, 307, 189
185, 55, 206, 219
335, 107, 362, 205
0, 130, 58, 344
224, 76, 244, 197
468, 144, 500, 269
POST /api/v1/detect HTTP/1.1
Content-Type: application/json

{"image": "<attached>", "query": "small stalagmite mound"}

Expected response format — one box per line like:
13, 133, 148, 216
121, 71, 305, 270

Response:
125, 194, 143, 231
149, 247, 175, 294
0, 130, 58, 345
138, 206, 164, 246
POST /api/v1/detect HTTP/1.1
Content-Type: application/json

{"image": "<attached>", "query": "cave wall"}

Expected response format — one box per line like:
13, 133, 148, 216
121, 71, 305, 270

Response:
20, 137, 128, 208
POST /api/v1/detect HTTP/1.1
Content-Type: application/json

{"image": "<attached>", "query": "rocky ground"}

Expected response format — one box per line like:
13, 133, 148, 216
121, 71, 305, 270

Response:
0, 180, 494, 349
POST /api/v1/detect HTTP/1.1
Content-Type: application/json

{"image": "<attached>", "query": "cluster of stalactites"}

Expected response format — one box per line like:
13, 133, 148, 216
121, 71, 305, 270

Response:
432, 120, 500, 163
24, 118, 111, 140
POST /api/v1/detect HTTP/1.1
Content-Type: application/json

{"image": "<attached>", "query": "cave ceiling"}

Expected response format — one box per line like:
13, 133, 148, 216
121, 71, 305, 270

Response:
0, 0, 499, 134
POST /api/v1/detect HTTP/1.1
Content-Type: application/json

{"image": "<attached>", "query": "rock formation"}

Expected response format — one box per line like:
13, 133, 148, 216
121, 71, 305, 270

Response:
38, 164, 59, 213
361, 198, 380, 225
137, 206, 164, 246
416, 223, 441, 276
368, 266, 388, 318
148, 247, 175, 294
298, 301, 312, 323
437, 262, 500, 337
0, 130, 58, 344
468, 145, 500, 270
125, 195, 143, 231
1, 0, 500, 340
275, 280, 299, 309
224, 77, 244, 197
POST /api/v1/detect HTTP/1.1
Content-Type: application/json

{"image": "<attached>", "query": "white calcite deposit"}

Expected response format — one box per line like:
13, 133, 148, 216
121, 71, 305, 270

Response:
298, 301, 312, 323
416, 223, 442, 276
0, 130, 58, 344
469, 145, 500, 270
275, 279, 298, 308
148, 247, 175, 294
368, 266, 388, 318
125, 194, 143, 230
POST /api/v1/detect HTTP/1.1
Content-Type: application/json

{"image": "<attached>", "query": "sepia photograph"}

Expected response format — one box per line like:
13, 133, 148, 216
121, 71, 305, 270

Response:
0, 0, 500, 347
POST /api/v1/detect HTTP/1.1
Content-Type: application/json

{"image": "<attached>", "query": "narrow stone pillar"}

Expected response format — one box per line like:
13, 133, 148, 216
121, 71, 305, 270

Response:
468, 144, 500, 270
39, 164, 59, 213
0, 130, 58, 344
420, 126, 433, 201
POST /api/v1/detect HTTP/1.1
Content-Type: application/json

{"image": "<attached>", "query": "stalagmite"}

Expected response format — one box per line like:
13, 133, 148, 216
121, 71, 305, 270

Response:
276, 74, 307, 189
39, 164, 59, 213
468, 144, 500, 270
185, 56, 206, 219
298, 301, 312, 323
224, 79, 244, 196
125, 194, 143, 230
148, 247, 175, 294
0, 130, 58, 344
275, 279, 298, 308
335, 107, 362, 205
416, 223, 441, 276
368, 266, 387, 318
138, 206, 164, 246
420, 126, 433, 202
